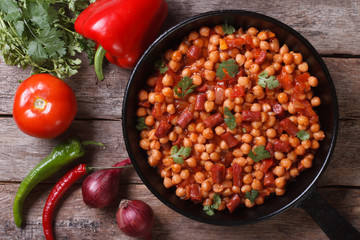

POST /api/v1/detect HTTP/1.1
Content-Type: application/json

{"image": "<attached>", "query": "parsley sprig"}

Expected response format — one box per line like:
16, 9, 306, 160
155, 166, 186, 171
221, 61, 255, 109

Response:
258, 71, 280, 90
224, 107, 236, 130
203, 193, 221, 216
136, 117, 147, 131
216, 59, 239, 80
297, 130, 310, 141
222, 23, 236, 35
245, 190, 259, 204
174, 76, 197, 98
170, 145, 192, 164
0, 0, 95, 79
248, 145, 271, 162
154, 59, 168, 74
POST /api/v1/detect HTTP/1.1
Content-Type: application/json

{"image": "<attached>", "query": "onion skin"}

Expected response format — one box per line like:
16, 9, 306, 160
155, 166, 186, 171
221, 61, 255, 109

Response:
82, 159, 131, 208
116, 199, 154, 240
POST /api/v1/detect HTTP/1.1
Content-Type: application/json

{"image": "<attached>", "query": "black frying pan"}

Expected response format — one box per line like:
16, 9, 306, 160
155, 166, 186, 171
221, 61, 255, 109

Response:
122, 10, 359, 239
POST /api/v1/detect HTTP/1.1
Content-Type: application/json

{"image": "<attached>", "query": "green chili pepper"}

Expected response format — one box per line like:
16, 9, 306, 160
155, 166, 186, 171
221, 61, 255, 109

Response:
13, 138, 104, 228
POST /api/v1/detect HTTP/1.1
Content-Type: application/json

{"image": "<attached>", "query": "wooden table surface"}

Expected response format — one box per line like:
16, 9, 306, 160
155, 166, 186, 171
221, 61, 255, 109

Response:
1, 1, 359, 239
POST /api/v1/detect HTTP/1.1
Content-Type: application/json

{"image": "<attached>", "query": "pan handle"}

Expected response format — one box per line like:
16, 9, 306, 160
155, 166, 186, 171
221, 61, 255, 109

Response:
299, 188, 360, 240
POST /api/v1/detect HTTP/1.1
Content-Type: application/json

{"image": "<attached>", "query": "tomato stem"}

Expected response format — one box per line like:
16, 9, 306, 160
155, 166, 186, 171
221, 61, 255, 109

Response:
34, 97, 46, 110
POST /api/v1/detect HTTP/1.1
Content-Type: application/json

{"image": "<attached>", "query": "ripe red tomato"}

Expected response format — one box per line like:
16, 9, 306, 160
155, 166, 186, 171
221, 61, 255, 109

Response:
13, 74, 77, 139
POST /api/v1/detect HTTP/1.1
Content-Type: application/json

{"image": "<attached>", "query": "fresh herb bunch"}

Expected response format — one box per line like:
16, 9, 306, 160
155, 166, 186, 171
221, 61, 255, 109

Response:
0, 0, 96, 79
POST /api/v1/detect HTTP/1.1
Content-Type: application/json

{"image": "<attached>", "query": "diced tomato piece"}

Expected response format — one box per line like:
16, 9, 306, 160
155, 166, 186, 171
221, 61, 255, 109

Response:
255, 50, 267, 64
230, 86, 245, 98
263, 172, 275, 187
204, 113, 224, 128
196, 83, 209, 93
214, 87, 225, 105
220, 132, 239, 148
151, 102, 166, 120
272, 103, 285, 118
187, 45, 201, 60
226, 38, 245, 47
221, 151, 234, 167
273, 139, 291, 152
300, 100, 316, 118
280, 118, 298, 136
226, 194, 241, 213
265, 142, 274, 156
154, 120, 172, 138
211, 164, 225, 184
294, 73, 310, 94
260, 159, 274, 173
298, 162, 305, 172
174, 99, 190, 112
277, 68, 293, 90
154, 75, 163, 92
232, 163, 243, 187
242, 110, 261, 121
139, 100, 150, 108
189, 184, 202, 202
177, 109, 193, 129
166, 68, 181, 83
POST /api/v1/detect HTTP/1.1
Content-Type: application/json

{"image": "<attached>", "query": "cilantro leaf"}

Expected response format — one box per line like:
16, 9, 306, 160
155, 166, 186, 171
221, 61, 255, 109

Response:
216, 59, 239, 80
174, 76, 197, 98
297, 130, 310, 141
242, 128, 247, 133
258, 71, 280, 90
0, 0, 21, 21
170, 145, 192, 164
245, 189, 259, 204
222, 23, 236, 35
248, 145, 271, 162
203, 193, 221, 216
136, 117, 147, 131
224, 107, 236, 130
154, 59, 169, 74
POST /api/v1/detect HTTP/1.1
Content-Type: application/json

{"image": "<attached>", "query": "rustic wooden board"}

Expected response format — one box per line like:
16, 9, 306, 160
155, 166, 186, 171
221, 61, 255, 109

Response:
0, 183, 358, 240
0, 117, 359, 187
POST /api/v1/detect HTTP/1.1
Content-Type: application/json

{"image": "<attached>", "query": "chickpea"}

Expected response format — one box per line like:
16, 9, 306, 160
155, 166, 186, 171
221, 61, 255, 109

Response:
290, 167, 300, 178
250, 129, 261, 137
279, 44, 289, 55
310, 124, 320, 132
248, 27, 258, 36
245, 199, 255, 208
311, 96, 321, 107
172, 174, 182, 185
214, 25, 225, 35
199, 26, 210, 37
186, 157, 197, 168
241, 134, 253, 143
138, 90, 148, 101
202, 128, 214, 140
293, 53, 303, 65
163, 177, 173, 188
270, 39, 280, 52
313, 130, 325, 140
180, 169, 190, 180
198, 135, 206, 144
243, 174, 253, 184
238, 77, 251, 89
209, 51, 220, 63
236, 54, 246, 66
240, 143, 251, 154
277, 93, 288, 104
220, 140, 229, 150
213, 183, 224, 193
196, 123, 205, 133
168, 131, 177, 141
182, 68, 192, 77
220, 52, 229, 62
275, 177, 286, 188
251, 179, 262, 190
287, 151, 298, 162
301, 157, 313, 168
244, 59, 254, 69
168, 60, 180, 72
204, 161, 214, 171
275, 188, 286, 196
195, 172, 206, 184
136, 107, 147, 117
308, 76, 318, 87
250, 63, 260, 73
298, 62, 309, 72
260, 40, 270, 51
280, 158, 292, 170
203, 70, 216, 82
193, 38, 204, 48
176, 187, 186, 197
253, 170, 264, 180
311, 140, 320, 149
301, 139, 312, 149
273, 166, 285, 177
241, 184, 251, 193
192, 74, 202, 85
266, 128, 277, 138
254, 136, 266, 145
139, 139, 150, 150
201, 179, 212, 192
188, 31, 199, 41
289, 136, 300, 148
194, 143, 206, 153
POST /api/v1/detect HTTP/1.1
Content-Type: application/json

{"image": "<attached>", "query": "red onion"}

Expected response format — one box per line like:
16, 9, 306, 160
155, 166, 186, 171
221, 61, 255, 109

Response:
82, 159, 131, 208
116, 199, 154, 240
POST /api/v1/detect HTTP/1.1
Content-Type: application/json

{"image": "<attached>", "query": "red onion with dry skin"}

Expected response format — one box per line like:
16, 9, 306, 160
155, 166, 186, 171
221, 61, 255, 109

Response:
116, 199, 155, 240
82, 159, 131, 208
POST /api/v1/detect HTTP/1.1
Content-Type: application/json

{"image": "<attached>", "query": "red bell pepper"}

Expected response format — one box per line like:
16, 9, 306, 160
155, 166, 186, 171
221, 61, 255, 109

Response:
75, 0, 168, 80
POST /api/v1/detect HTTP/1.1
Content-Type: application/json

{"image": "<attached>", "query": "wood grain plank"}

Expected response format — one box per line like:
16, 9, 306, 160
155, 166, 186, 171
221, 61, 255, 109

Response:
0, 117, 359, 186
0, 183, 358, 240
0, 58, 359, 120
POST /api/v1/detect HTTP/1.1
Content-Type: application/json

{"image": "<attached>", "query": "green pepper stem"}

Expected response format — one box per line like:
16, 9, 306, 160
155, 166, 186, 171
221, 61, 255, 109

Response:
94, 45, 107, 81
82, 141, 105, 148
87, 165, 132, 171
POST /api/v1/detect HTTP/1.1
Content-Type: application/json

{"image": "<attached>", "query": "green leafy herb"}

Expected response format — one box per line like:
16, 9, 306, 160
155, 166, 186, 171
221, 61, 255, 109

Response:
136, 117, 147, 131
174, 76, 197, 98
203, 193, 221, 216
216, 59, 239, 80
154, 59, 168, 74
170, 145, 192, 164
297, 130, 310, 141
258, 71, 280, 90
224, 107, 236, 130
242, 128, 247, 133
245, 189, 259, 204
0, 0, 95, 79
248, 145, 271, 162
222, 23, 235, 35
